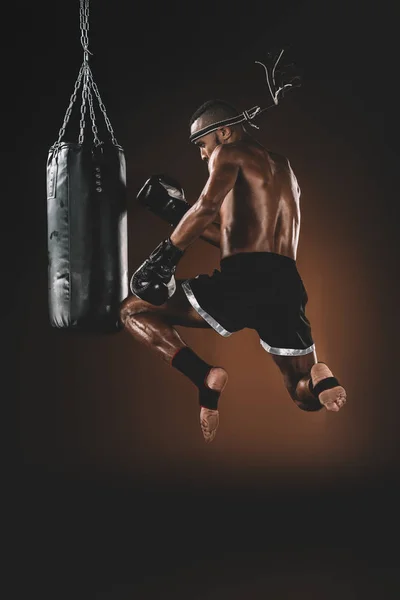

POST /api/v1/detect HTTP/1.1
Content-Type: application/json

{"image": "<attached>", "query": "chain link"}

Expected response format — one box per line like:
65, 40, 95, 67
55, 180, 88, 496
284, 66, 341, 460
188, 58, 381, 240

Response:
54, 0, 121, 148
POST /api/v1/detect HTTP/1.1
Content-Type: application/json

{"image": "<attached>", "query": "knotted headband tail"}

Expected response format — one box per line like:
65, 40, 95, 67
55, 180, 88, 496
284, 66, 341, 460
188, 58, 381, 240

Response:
189, 48, 301, 143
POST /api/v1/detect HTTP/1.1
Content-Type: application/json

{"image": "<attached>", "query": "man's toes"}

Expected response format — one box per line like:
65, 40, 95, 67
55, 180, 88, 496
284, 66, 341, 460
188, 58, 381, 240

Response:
319, 386, 347, 411
204, 429, 217, 443
200, 408, 219, 443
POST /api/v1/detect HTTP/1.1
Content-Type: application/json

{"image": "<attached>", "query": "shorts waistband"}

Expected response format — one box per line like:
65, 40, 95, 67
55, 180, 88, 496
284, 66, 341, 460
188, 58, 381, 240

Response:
220, 252, 296, 273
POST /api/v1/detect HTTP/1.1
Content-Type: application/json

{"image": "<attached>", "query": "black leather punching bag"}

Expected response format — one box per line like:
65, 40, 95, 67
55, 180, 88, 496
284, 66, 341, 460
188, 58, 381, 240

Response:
47, 141, 128, 332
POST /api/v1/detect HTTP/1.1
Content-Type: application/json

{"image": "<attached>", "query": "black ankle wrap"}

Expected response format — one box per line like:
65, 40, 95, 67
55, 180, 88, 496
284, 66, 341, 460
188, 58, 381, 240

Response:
171, 347, 220, 410
304, 376, 340, 411
310, 377, 340, 398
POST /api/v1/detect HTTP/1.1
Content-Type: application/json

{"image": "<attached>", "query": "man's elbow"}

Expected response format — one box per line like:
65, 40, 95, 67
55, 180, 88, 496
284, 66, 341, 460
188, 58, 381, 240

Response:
196, 196, 220, 218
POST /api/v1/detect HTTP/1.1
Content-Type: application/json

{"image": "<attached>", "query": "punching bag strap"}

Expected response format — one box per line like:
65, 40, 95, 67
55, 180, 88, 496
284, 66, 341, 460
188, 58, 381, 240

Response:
53, 0, 122, 150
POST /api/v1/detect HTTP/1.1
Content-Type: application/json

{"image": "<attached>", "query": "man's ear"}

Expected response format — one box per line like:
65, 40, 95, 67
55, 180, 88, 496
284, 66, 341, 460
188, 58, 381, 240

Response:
217, 127, 232, 141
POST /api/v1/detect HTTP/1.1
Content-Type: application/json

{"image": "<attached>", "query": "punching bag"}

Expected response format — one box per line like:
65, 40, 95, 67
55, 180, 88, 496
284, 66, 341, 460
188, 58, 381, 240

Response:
46, 0, 128, 333
47, 141, 128, 332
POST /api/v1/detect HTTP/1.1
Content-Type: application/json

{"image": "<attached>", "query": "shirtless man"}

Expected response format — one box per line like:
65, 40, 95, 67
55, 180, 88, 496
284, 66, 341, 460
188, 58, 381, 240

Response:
120, 99, 347, 442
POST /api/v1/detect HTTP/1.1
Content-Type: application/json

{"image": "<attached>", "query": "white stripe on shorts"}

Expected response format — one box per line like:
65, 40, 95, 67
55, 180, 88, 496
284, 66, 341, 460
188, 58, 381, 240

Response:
181, 280, 233, 337
260, 339, 315, 356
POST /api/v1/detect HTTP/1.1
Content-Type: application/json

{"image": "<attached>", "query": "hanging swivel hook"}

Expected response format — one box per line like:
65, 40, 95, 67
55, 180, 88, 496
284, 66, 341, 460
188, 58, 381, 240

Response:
82, 45, 93, 64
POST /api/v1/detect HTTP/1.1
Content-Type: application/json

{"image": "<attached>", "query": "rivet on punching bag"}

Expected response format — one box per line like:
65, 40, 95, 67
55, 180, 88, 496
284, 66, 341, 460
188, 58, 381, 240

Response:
46, 0, 128, 333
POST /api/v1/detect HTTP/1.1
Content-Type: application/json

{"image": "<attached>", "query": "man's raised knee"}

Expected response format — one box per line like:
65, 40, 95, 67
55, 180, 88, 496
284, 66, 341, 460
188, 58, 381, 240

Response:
120, 295, 145, 326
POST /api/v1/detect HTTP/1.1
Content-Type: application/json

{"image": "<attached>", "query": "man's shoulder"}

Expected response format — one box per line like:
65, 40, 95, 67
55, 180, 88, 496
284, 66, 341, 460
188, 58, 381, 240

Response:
211, 141, 291, 170
211, 142, 250, 164
220, 142, 290, 164
209, 143, 240, 168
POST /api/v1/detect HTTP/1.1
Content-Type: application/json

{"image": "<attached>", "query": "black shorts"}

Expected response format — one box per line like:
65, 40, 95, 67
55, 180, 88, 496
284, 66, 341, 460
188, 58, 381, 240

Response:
181, 252, 315, 356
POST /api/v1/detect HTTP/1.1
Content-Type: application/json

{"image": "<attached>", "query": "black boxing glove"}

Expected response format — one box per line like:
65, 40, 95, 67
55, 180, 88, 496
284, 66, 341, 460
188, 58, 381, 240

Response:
137, 174, 191, 227
130, 238, 184, 306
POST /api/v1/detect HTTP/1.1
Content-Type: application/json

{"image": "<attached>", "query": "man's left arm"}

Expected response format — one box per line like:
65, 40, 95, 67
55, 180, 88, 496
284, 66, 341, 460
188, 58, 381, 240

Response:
170, 146, 239, 251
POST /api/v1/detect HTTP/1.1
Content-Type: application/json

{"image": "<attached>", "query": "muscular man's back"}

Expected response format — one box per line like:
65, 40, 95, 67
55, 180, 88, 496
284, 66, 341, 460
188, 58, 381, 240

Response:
218, 140, 301, 261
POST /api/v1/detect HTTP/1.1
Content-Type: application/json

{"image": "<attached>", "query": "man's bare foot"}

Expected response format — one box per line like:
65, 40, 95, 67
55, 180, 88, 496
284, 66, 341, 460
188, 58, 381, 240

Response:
200, 367, 228, 443
311, 362, 347, 412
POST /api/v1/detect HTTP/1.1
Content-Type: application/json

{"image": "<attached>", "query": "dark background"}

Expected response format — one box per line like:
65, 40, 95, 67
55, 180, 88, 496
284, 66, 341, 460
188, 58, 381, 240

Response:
5, 0, 399, 597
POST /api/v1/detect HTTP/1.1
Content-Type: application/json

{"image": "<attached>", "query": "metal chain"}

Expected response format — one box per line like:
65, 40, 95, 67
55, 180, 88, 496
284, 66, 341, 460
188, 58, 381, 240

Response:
54, 0, 121, 147
78, 0, 91, 144
80, 0, 91, 61
78, 67, 90, 145
88, 71, 120, 146
55, 65, 84, 145
87, 78, 101, 146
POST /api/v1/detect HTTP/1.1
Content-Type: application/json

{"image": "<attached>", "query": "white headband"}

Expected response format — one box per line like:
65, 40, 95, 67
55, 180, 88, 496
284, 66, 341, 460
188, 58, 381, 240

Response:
189, 106, 262, 143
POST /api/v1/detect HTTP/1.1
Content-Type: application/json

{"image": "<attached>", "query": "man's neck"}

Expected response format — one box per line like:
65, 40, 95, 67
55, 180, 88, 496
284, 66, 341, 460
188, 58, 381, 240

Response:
226, 131, 251, 144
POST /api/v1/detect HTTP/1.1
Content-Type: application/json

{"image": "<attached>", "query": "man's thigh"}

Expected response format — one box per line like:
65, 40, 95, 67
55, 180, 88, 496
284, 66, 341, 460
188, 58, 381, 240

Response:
121, 279, 211, 328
